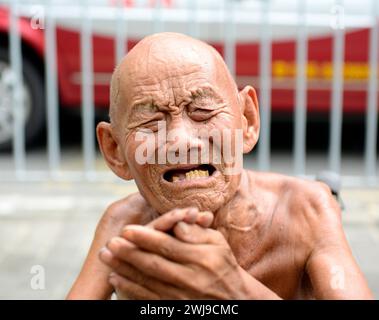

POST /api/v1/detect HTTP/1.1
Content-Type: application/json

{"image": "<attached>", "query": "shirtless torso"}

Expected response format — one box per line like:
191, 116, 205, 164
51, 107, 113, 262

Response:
67, 170, 372, 300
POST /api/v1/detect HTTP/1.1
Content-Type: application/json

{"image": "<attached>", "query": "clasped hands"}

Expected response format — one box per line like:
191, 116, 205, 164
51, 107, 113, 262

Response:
99, 207, 276, 300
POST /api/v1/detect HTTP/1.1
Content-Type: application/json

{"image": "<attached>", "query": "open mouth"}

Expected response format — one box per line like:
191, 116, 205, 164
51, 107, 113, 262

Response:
163, 164, 217, 183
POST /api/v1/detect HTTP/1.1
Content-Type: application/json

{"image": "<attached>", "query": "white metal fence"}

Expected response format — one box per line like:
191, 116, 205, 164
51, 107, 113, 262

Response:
0, 0, 378, 186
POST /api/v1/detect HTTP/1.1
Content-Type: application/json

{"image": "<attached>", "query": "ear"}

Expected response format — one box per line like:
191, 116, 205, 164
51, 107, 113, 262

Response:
96, 122, 133, 180
238, 86, 260, 153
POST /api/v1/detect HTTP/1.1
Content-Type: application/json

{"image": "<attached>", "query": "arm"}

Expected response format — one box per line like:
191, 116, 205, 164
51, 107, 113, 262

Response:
66, 198, 139, 300
305, 185, 373, 299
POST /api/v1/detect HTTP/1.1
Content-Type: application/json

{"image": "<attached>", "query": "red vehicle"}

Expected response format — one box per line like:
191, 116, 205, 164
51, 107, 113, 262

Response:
0, 0, 377, 149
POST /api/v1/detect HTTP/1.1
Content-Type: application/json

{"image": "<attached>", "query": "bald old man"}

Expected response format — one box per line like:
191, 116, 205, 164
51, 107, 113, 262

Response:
67, 33, 373, 300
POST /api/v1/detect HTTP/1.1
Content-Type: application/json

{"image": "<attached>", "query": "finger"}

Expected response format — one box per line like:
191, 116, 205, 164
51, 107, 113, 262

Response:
173, 222, 226, 245
101, 246, 156, 290
100, 248, 168, 297
101, 237, 138, 271
121, 225, 197, 263
195, 211, 214, 228
109, 273, 159, 300
106, 236, 195, 290
105, 255, 190, 299
99, 247, 122, 269
147, 207, 199, 231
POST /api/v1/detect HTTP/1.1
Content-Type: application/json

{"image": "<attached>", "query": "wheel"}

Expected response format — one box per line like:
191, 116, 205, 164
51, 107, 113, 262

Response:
0, 46, 45, 151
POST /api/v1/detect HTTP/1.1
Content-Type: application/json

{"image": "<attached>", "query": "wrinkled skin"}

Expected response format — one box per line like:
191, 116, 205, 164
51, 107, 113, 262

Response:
67, 33, 373, 300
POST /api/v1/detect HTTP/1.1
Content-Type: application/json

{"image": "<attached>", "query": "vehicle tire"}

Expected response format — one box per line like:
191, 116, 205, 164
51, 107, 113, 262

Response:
0, 46, 45, 151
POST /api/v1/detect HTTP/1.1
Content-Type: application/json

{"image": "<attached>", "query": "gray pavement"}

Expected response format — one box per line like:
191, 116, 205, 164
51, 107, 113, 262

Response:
0, 180, 378, 299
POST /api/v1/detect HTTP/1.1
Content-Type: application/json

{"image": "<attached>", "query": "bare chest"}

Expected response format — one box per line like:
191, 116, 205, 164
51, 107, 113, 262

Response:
218, 217, 313, 299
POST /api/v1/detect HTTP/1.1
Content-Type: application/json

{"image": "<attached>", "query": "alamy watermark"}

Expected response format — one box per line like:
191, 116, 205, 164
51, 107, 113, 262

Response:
30, 5, 45, 30
330, 265, 345, 290
330, 4, 345, 30
134, 121, 244, 175
30, 265, 45, 290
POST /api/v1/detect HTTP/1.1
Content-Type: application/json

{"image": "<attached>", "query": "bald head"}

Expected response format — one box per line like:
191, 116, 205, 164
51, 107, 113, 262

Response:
109, 32, 237, 132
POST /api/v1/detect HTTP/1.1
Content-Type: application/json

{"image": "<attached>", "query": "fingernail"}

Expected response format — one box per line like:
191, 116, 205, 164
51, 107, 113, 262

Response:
123, 227, 135, 239
99, 247, 112, 263
99, 247, 107, 258
123, 229, 132, 239
178, 221, 189, 234
109, 237, 123, 250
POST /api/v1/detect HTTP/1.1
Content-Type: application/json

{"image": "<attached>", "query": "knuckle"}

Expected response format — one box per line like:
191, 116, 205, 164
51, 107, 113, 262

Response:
136, 274, 149, 287
109, 256, 121, 269
160, 244, 173, 257
210, 246, 235, 269
166, 209, 184, 221
198, 247, 222, 270
148, 257, 161, 272
169, 210, 177, 218
118, 263, 134, 277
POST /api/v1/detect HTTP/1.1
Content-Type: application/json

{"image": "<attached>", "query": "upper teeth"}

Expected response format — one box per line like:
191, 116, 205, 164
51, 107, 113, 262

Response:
172, 169, 209, 182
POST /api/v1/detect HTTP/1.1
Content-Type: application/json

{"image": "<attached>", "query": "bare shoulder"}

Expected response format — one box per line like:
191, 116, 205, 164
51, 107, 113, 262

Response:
247, 170, 342, 224
246, 170, 344, 265
99, 192, 158, 230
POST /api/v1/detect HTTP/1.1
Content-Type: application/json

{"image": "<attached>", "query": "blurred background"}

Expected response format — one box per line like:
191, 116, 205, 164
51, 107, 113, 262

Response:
0, 0, 378, 299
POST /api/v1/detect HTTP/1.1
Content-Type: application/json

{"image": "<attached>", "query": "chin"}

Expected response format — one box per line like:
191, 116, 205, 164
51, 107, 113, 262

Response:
136, 163, 240, 214
148, 184, 236, 215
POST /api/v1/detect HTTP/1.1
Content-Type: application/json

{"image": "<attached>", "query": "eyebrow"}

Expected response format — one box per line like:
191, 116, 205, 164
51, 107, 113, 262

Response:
130, 97, 154, 111
129, 84, 224, 114
188, 86, 226, 107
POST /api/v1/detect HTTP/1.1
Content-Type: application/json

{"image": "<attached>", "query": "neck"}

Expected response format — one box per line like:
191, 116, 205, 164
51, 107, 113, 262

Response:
212, 169, 272, 246
212, 169, 251, 230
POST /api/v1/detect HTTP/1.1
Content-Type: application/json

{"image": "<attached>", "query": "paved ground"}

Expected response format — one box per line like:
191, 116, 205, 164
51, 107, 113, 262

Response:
0, 180, 378, 299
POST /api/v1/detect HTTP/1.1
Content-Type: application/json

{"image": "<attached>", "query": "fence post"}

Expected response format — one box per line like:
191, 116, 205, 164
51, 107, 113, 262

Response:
81, 0, 96, 180
45, 0, 61, 177
115, 0, 128, 64
258, 0, 272, 171
9, 0, 26, 179
328, 0, 345, 174
293, 0, 308, 176
364, 0, 378, 183
223, 0, 236, 79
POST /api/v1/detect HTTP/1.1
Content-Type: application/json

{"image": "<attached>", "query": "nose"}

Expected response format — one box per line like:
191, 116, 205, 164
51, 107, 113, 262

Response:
165, 120, 206, 164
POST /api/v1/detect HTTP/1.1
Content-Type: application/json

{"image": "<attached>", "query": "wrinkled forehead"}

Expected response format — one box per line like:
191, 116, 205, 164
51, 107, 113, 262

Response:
119, 38, 220, 107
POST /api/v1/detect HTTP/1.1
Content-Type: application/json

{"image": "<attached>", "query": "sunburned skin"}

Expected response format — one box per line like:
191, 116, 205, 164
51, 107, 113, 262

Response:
67, 32, 373, 300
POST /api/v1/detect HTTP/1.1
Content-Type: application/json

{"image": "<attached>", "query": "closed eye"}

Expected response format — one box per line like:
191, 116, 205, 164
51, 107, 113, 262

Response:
128, 113, 165, 131
188, 107, 219, 121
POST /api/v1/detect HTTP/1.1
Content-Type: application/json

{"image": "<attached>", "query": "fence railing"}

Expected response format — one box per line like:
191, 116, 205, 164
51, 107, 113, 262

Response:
0, 0, 378, 186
